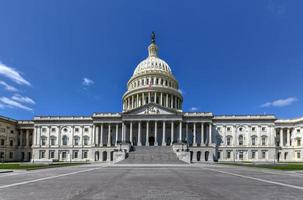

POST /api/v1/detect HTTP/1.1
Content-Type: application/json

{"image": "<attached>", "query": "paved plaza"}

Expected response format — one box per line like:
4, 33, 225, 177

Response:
0, 164, 303, 200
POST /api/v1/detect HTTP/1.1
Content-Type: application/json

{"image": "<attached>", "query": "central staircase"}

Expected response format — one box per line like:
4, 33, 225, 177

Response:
117, 146, 186, 164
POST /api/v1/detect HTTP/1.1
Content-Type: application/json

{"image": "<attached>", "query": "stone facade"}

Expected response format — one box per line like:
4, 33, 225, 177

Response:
1, 35, 302, 163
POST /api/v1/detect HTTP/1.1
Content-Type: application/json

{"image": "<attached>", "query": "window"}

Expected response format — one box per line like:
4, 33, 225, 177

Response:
252, 127, 256, 132
297, 129, 301, 133
297, 151, 301, 159
226, 136, 232, 146
251, 136, 256, 146
10, 140, 13, 146
227, 151, 231, 159
83, 136, 89, 145
75, 128, 79, 132
41, 136, 47, 146
262, 127, 266, 132
42, 128, 47, 132
252, 151, 256, 159
9, 152, 13, 159
227, 127, 231, 132
83, 151, 88, 159
62, 152, 67, 159
62, 135, 68, 145
262, 151, 266, 159
0, 152, 4, 159
261, 136, 266, 146
239, 127, 243, 132
50, 137, 56, 146
0, 128, 5, 133
239, 151, 243, 160
73, 151, 78, 159
63, 128, 68, 133
10, 130, 14, 134
51, 128, 56, 132
0, 139, 4, 146
74, 136, 80, 146
297, 139, 301, 146
50, 151, 55, 159
84, 128, 89, 132
238, 135, 243, 146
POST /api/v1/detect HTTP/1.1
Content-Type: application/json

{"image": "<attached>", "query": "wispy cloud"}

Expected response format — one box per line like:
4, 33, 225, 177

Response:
0, 62, 31, 86
0, 96, 33, 111
190, 107, 198, 111
11, 94, 35, 105
82, 77, 94, 86
261, 97, 298, 108
0, 80, 18, 92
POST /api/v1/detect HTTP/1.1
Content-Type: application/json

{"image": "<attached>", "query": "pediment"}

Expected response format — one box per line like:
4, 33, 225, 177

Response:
124, 103, 179, 115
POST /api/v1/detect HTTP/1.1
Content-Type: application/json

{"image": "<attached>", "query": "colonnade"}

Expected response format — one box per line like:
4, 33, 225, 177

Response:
277, 128, 296, 147
93, 121, 212, 147
123, 92, 182, 111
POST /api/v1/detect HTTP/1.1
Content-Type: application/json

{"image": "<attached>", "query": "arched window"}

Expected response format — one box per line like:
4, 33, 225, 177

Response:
74, 136, 80, 146
238, 135, 244, 146
83, 136, 89, 146
62, 135, 68, 146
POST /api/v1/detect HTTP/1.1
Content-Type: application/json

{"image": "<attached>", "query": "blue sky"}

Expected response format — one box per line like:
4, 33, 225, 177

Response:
0, 0, 302, 120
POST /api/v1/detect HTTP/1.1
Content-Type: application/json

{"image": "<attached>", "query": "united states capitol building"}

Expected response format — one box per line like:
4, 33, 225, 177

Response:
0, 34, 302, 164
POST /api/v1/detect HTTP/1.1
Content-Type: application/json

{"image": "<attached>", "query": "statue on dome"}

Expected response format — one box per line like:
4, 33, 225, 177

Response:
151, 31, 156, 43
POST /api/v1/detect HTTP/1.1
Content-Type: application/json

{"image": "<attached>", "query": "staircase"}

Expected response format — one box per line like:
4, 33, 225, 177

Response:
117, 146, 186, 164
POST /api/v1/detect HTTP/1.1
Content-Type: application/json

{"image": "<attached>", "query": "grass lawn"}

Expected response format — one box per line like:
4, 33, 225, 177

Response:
220, 162, 303, 170
0, 162, 89, 170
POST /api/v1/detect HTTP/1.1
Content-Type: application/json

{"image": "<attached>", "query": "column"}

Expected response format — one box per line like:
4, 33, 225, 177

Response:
247, 125, 251, 146
201, 123, 204, 145
107, 124, 111, 147
146, 121, 149, 146
160, 92, 163, 106
136, 94, 139, 107
138, 122, 142, 146
142, 93, 145, 105
26, 129, 30, 146
186, 123, 189, 144
166, 94, 168, 107
155, 121, 158, 146
171, 121, 174, 145
280, 128, 283, 146
131, 96, 134, 109
100, 124, 103, 146
57, 126, 61, 146
34, 126, 38, 146
115, 124, 118, 146
193, 123, 197, 146
209, 123, 212, 144
95, 125, 99, 146
170, 95, 173, 108
287, 128, 290, 146
71, 126, 74, 146
154, 92, 157, 103
162, 121, 166, 146
20, 130, 23, 146
148, 92, 151, 104
179, 121, 182, 142
130, 122, 133, 145
122, 122, 126, 142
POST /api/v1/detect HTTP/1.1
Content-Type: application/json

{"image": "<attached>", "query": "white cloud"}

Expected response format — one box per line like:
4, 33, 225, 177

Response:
11, 94, 35, 105
0, 62, 31, 86
0, 97, 33, 111
82, 78, 94, 86
0, 80, 18, 92
190, 107, 198, 111
261, 97, 298, 108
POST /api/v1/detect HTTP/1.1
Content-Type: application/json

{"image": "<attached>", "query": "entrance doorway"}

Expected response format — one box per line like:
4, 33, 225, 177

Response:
149, 136, 155, 146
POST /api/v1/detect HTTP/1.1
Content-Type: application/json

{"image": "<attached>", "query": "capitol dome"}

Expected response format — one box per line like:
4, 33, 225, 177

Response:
122, 32, 183, 112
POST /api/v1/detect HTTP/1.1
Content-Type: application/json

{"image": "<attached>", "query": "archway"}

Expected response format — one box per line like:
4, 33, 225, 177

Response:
205, 151, 209, 161
149, 136, 155, 146
102, 151, 107, 161
95, 151, 99, 161
197, 151, 201, 161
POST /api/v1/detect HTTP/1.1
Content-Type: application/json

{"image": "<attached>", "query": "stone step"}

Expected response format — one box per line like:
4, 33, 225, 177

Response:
117, 146, 186, 164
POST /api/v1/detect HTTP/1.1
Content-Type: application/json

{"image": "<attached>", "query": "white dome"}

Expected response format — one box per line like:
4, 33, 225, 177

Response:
133, 42, 172, 76
133, 56, 172, 76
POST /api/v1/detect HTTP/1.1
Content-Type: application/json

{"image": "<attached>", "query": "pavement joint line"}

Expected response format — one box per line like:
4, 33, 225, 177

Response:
204, 167, 303, 191
0, 166, 105, 190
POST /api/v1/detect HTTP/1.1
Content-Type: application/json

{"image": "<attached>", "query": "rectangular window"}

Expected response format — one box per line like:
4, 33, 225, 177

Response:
9, 152, 13, 159
74, 151, 78, 159
51, 128, 56, 132
10, 140, 13, 146
40, 151, 45, 159
84, 128, 89, 132
251, 151, 256, 159
239, 152, 243, 160
297, 139, 301, 146
0, 139, 4, 146
42, 128, 47, 132
262, 137, 266, 146
83, 151, 88, 159
0, 128, 5, 133
227, 151, 231, 159
75, 128, 79, 132
262, 151, 266, 159
62, 152, 67, 159
50, 151, 55, 159
0, 152, 4, 159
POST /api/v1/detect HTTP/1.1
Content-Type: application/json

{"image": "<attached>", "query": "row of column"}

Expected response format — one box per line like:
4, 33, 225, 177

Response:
93, 121, 212, 146
123, 92, 181, 111
19, 129, 32, 147
278, 128, 294, 147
